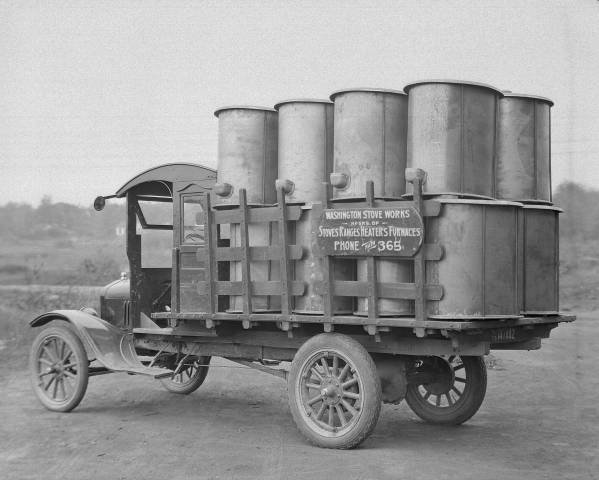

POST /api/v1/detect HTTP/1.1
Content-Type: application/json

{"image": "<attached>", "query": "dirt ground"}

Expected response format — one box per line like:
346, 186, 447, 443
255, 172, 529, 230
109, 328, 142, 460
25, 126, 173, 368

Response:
1, 313, 597, 480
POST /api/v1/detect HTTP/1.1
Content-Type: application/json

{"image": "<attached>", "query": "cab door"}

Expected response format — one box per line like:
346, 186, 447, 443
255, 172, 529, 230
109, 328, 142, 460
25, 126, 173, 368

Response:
173, 184, 211, 313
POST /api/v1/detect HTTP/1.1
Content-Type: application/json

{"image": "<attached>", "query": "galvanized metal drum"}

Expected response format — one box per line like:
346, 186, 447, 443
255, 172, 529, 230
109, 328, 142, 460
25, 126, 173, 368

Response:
275, 99, 333, 204
519, 204, 561, 315
292, 207, 355, 314
228, 223, 280, 312
426, 199, 521, 319
355, 256, 413, 316
329, 89, 409, 315
274, 99, 354, 313
214, 106, 279, 311
213, 106, 278, 205
404, 80, 502, 198
329, 88, 408, 200
354, 198, 413, 317
496, 94, 553, 203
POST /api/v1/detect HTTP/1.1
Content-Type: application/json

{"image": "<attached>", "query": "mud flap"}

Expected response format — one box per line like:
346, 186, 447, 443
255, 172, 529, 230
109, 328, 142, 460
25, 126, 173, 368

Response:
30, 310, 171, 378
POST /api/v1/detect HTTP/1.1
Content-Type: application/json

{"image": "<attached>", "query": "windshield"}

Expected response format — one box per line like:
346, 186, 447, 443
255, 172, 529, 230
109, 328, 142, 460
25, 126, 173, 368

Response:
134, 197, 173, 268
136, 199, 172, 228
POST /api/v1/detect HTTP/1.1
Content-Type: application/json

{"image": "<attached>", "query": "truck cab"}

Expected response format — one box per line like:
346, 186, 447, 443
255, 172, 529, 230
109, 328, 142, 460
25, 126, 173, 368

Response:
96, 162, 217, 330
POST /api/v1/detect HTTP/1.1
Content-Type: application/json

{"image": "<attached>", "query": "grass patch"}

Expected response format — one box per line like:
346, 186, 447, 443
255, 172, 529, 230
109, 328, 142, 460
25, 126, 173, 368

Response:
0, 237, 127, 285
0, 287, 103, 376
559, 239, 599, 312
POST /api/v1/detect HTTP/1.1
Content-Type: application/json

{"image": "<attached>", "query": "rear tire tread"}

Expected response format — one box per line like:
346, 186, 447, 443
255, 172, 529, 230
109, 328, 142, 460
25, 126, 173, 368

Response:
406, 355, 487, 425
288, 333, 382, 449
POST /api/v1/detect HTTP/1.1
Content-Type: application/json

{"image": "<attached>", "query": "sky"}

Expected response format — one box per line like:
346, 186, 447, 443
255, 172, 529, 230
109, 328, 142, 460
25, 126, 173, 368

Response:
1, 0, 598, 207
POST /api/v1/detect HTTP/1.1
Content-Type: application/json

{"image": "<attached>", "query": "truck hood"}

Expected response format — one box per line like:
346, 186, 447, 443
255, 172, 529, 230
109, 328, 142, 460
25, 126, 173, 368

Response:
101, 278, 130, 300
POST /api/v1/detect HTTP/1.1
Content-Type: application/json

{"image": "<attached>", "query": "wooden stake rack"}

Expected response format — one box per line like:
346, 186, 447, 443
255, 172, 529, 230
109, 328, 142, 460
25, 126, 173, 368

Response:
154, 169, 446, 338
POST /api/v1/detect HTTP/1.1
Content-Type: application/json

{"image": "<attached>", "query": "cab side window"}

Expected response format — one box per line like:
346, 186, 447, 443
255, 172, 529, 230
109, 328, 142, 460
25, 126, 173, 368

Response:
182, 196, 205, 244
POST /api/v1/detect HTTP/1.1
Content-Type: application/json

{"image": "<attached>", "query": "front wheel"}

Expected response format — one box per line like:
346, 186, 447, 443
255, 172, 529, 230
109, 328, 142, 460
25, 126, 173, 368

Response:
30, 324, 89, 412
405, 355, 487, 425
287, 333, 382, 449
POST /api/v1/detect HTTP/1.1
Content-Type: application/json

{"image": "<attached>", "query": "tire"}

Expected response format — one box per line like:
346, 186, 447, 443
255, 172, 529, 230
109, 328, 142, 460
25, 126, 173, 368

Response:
30, 324, 89, 412
287, 333, 382, 449
405, 355, 487, 425
159, 356, 211, 394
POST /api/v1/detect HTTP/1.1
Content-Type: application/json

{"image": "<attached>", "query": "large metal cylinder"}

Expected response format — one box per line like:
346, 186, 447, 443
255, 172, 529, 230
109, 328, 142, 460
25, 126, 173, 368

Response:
519, 205, 561, 314
292, 207, 355, 314
275, 99, 333, 204
214, 106, 278, 205
330, 89, 409, 315
330, 88, 408, 199
228, 223, 280, 312
356, 257, 412, 316
496, 94, 553, 203
405, 80, 502, 198
274, 99, 354, 313
214, 106, 279, 312
426, 199, 521, 318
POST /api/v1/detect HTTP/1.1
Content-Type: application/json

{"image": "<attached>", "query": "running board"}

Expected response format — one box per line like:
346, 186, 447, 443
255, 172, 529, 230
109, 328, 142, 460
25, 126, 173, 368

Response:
82, 327, 173, 378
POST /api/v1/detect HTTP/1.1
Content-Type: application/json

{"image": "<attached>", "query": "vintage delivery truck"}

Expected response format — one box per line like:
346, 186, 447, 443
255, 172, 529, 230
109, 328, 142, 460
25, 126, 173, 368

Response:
28, 82, 574, 449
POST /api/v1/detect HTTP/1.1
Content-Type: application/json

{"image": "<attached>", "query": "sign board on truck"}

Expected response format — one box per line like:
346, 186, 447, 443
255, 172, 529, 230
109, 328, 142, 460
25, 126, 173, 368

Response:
316, 206, 424, 257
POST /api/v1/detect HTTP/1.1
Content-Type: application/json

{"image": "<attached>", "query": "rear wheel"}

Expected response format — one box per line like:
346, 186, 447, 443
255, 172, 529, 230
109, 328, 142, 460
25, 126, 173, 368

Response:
30, 324, 89, 412
405, 355, 487, 425
288, 333, 382, 449
159, 355, 211, 394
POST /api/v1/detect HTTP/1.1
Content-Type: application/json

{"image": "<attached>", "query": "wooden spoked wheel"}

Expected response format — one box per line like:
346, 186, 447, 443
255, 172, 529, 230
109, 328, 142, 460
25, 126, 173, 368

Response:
406, 355, 487, 425
159, 355, 211, 394
288, 334, 382, 449
30, 325, 89, 412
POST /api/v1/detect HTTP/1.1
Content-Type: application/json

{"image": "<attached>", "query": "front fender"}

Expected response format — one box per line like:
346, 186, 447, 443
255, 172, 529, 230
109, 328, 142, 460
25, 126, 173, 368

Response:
30, 310, 166, 377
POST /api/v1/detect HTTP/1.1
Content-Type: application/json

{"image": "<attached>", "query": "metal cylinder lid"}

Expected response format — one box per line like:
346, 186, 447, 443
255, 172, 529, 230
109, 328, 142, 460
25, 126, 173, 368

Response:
502, 92, 554, 106
495, 93, 553, 203
331, 88, 409, 200
406, 80, 502, 198
274, 98, 333, 110
214, 105, 277, 117
404, 79, 503, 95
437, 198, 523, 207
522, 204, 562, 212
329, 87, 406, 100
214, 106, 278, 205
276, 99, 334, 203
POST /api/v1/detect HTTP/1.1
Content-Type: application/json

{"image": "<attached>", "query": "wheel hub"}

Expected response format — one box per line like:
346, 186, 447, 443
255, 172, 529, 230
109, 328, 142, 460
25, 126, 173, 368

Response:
425, 359, 454, 395
320, 378, 342, 405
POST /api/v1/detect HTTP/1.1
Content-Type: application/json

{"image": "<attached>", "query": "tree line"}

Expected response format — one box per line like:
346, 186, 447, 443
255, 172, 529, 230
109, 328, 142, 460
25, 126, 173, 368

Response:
0, 182, 596, 241
553, 182, 599, 241
0, 195, 126, 241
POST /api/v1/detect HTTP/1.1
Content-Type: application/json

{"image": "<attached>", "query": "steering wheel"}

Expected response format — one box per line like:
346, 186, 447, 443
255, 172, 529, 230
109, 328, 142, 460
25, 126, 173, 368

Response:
184, 232, 204, 243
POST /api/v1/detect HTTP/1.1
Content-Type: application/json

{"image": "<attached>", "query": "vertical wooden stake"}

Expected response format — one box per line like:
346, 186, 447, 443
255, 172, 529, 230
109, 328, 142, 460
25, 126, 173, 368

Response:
277, 187, 292, 319
412, 177, 427, 338
203, 193, 217, 314
321, 182, 334, 327
365, 181, 378, 328
171, 191, 181, 315
127, 191, 142, 327
238, 189, 252, 315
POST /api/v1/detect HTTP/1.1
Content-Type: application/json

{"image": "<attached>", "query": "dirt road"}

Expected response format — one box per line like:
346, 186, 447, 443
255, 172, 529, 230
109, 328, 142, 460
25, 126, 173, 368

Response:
1, 314, 597, 480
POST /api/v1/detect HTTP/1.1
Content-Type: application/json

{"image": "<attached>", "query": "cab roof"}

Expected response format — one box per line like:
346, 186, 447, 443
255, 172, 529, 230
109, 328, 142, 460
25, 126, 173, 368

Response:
115, 163, 216, 198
